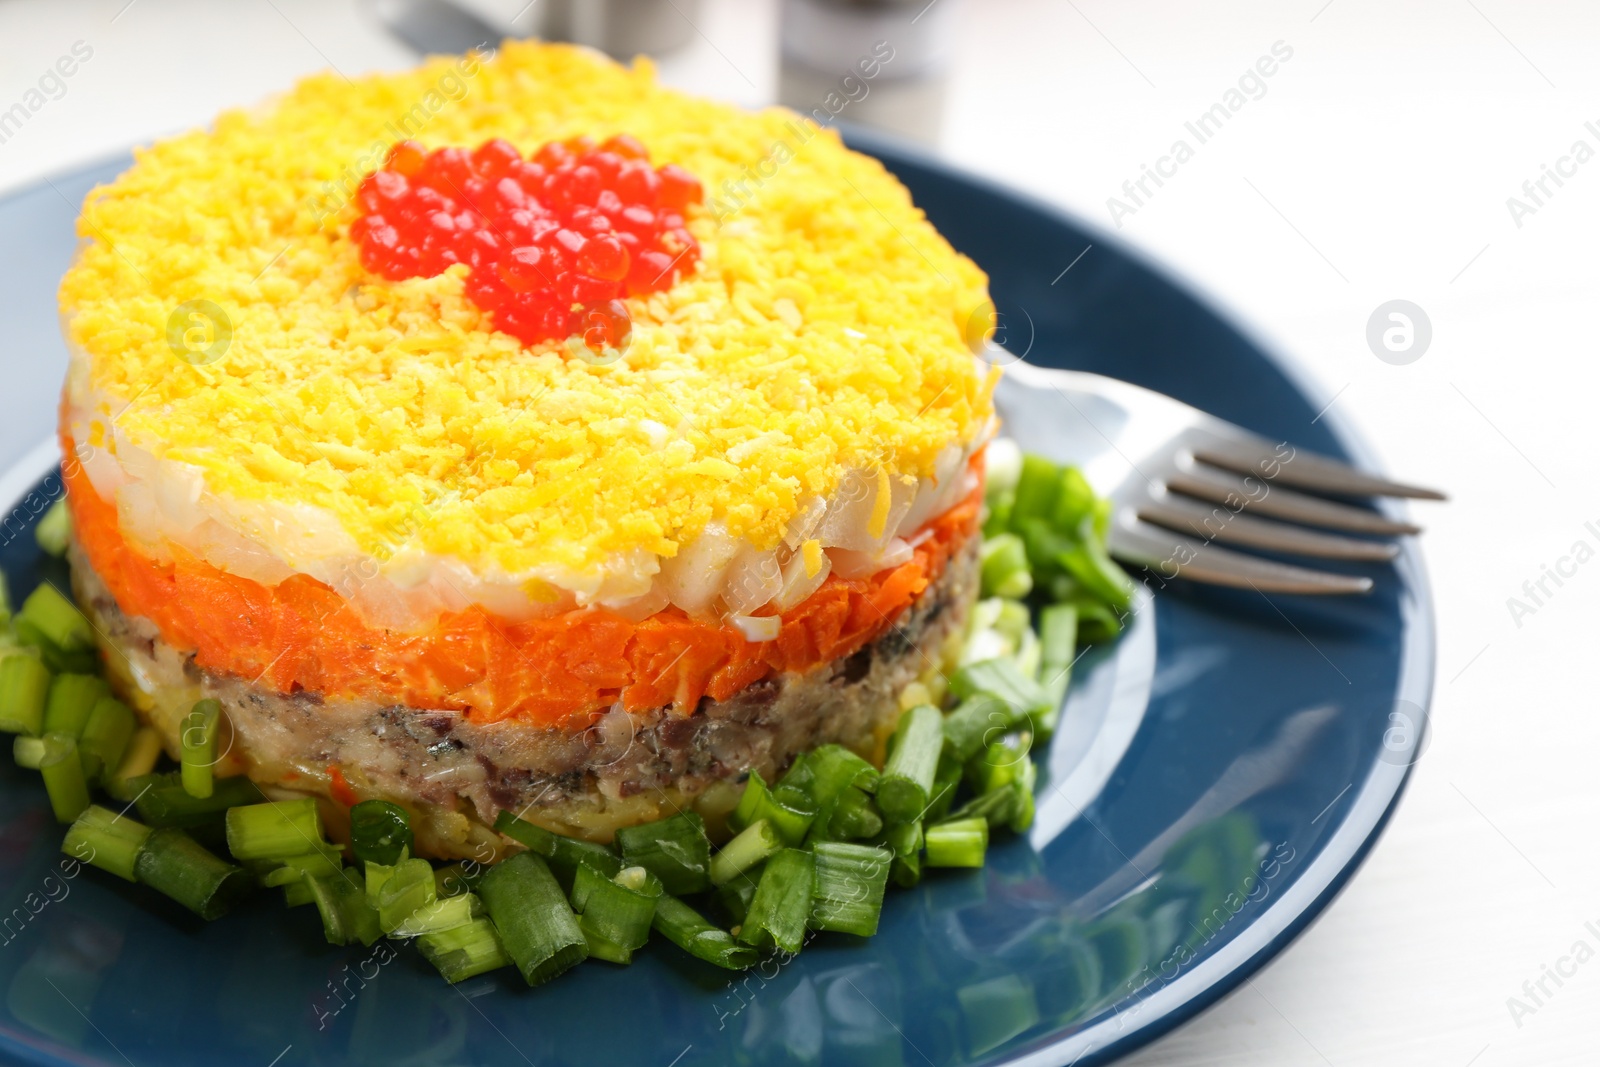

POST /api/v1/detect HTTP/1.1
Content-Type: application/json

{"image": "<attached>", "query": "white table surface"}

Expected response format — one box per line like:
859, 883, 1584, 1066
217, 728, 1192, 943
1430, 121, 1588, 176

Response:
0, 1, 1595, 1063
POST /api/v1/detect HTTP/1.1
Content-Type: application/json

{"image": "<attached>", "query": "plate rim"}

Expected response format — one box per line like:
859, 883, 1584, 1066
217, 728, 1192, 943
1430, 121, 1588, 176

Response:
0, 143, 1435, 1067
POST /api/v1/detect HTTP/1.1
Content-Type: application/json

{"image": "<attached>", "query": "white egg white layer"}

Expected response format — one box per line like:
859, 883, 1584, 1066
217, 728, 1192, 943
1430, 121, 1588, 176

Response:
63, 376, 986, 634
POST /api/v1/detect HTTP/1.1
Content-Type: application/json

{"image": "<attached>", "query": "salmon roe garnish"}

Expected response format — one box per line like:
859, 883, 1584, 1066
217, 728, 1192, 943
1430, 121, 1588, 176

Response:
349, 135, 704, 351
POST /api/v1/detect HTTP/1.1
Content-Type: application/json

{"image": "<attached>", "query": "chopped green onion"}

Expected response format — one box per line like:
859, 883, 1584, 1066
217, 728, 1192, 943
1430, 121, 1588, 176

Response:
877, 704, 943, 825
178, 698, 221, 799
16, 584, 95, 655
376, 857, 437, 933
41, 673, 107, 738
261, 849, 344, 884
967, 728, 1030, 790
947, 787, 1018, 830
1051, 466, 1097, 531
583, 929, 634, 965
652, 894, 756, 971
775, 749, 814, 792
261, 866, 305, 888
963, 627, 1013, 665
949, 747, 1036, 834
714, 872, 760, 927
1010, 764, 1038, 833
78, 696, 134, 781
434, 862, 479, 898
419, 917, 512, 983
104, 727, 162, 800
39, 734, 90, 822
810, 842, 891, 937
982, 492, 1013, 538
960, 597, 1010, 665
965, 596, 1004, 638
570, 864, 660, 962
477, 852, 588, 986
12, 623, 96, 678
732, 770, 817, 845
615, 811, 711, 895
35, 500, 71, 557
948, 658, 1051, 726
12, 735, 46, 769
815, 745, 880, 790
283, 880, 315, 908
492, 811, 622, 887
925, 818, 988, 868
1064, 592, 1123, 642
364, 859, 394, 903
995, 598, 1031, 644
1016, 517, 1073, 581
737, 847, 813, 954
926, 750, 963, 822
261, 860, 305, 890
709, 819, 782, 886
63, 804, 151, 881
308, 869, 382, 946
1037, 602, 1078, 714
1009, 454, 1063, 528
348, 799, 413, 867
390, 890, 482, 938
825, 785, 883, 840
130, 771, 264, 828
980, 534, 1033, 599
942, 694, 1012, 763
225, 798, 324, 862
1037, 601, 1078, 670
0, 571, 10, 624
796, 745, 878, 843
883, 818, 923, 888
1056, 527, 1133, 614
0, 654, 51, 735
1013, 626, 1041, 681
136, 827, 252, 920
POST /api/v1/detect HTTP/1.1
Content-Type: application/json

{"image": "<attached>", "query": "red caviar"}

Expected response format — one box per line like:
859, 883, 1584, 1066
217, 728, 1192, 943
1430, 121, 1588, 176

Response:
350, 135, 703, 351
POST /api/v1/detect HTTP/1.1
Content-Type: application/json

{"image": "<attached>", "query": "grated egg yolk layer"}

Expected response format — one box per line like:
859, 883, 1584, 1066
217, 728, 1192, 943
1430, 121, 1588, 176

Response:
58, 42, 993, 580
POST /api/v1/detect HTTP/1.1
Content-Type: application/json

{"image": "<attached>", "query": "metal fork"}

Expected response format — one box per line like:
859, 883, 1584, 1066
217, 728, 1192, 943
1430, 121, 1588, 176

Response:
994, 362, 1444, 595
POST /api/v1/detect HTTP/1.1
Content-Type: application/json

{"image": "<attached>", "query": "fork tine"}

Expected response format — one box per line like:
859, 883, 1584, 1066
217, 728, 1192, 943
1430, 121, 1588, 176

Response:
1138, 498, 1400, 561
1167, 466, 1421, 536
1192, 438, 1446, 500
1108, 518, 1374, 595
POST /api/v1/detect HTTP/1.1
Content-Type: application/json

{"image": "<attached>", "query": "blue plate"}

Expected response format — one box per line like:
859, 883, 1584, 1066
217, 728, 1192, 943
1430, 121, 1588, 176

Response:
0, 137, 1432, 1067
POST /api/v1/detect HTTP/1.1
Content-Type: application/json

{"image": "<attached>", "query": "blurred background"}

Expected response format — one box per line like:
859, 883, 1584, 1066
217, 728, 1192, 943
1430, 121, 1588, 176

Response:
1, 0, 1597, 1062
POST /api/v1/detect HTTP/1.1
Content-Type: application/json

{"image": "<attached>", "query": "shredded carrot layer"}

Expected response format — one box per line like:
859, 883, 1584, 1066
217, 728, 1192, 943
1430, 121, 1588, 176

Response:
64, 432, 980, 728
